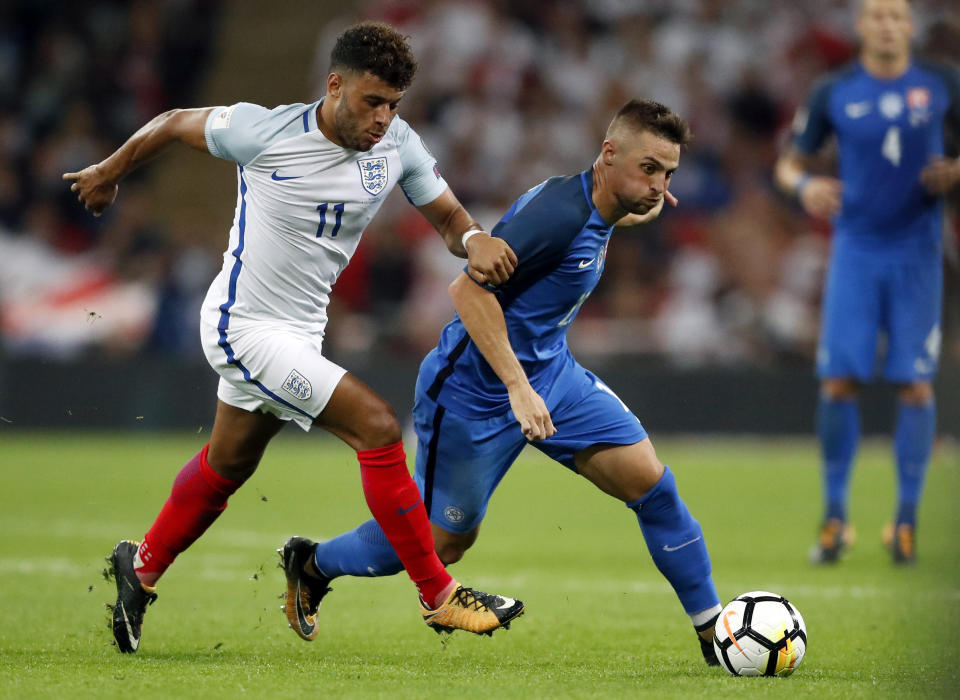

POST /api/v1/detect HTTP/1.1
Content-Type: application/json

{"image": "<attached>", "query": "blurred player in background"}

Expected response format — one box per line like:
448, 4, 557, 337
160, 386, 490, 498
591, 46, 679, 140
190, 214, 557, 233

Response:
302, 99, 726, 667
775, 0, 960, 565
63, 22, 524, 653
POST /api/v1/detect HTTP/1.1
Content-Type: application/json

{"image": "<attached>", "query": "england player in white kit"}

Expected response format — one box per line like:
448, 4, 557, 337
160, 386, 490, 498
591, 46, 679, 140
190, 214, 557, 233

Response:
199, 99, 451, 429
64, 22, 523, 653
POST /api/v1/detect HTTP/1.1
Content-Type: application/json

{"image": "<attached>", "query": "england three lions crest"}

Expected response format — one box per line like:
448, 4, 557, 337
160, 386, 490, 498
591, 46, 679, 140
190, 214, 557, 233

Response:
358, 157, 388, 195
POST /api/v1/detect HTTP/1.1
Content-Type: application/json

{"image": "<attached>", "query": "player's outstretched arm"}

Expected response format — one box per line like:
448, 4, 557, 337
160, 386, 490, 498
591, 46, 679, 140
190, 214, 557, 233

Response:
417, 188, 518, 285
449, 273, 555, 441
62, 107, 213, 216
774, 148, 842, 220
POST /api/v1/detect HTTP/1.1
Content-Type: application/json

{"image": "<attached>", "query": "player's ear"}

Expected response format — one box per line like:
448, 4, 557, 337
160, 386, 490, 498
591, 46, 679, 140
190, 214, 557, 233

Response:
327, 72, 344, 99
601, 139, 617, 166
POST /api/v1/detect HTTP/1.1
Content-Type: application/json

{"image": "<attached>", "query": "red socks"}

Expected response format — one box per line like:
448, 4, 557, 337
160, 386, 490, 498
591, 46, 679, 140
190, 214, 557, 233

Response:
358, 441, 455, 608
133, 440, 454, 608
134, 444, 241, 586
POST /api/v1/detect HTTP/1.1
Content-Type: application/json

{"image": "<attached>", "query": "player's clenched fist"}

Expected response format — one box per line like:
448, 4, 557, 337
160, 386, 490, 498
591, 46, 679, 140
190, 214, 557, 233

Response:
799, 176, 842, 220
506, 382, 556, 442
466, 234, 518, 286
62, 164, 119, 217
920, 157, 960, 195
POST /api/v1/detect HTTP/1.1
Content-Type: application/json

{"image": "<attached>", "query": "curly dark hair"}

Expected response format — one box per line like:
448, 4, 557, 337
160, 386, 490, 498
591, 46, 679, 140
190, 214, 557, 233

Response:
329, 22, 418, 90
607, 99, 691, 146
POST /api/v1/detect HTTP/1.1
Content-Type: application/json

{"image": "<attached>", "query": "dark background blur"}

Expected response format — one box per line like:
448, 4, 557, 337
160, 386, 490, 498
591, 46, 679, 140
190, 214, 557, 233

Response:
0, 0, 957, 435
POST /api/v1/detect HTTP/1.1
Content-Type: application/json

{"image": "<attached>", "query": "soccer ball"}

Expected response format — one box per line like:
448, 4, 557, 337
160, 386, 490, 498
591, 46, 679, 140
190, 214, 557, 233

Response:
712, 591, 807, 677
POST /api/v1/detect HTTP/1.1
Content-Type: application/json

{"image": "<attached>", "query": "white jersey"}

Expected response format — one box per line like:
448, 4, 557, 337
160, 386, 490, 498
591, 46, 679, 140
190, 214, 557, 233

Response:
200, 100, 448, 336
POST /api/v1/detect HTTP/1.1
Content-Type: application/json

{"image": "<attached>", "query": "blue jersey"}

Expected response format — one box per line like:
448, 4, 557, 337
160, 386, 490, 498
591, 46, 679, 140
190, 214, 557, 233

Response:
421, 171, 612, 418
792, 60, 960, 252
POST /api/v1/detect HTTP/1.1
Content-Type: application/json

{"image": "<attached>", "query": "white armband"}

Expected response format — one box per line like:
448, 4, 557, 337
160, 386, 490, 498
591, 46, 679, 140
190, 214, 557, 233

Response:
461, 227, 486, 249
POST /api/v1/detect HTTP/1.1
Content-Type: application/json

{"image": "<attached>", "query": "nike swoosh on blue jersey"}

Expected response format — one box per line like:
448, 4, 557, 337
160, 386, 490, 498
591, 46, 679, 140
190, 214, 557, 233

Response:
271, 170, 302, 181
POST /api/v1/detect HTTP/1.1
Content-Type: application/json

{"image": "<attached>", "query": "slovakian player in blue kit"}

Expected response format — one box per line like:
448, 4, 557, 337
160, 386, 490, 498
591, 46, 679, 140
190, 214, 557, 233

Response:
63, 23, 524, 653
775, 0, 960, 565
301, 99, 726, 666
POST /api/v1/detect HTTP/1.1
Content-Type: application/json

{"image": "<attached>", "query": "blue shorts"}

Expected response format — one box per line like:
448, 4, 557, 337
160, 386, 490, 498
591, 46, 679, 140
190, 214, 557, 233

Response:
412, 362, 647, 534
818, 242, 942, 383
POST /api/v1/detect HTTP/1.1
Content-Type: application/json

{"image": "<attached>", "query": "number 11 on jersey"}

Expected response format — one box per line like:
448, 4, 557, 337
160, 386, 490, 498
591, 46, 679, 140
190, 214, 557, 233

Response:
316, 203, 345, 237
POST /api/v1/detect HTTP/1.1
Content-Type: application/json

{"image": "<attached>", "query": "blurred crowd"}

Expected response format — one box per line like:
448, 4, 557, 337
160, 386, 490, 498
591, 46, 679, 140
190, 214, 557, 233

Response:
0, 0, 219, 356
2, 0, 959, 369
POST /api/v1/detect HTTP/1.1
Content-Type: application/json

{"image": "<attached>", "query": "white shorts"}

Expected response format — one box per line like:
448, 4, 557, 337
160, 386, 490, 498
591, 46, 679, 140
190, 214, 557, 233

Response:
200, 318, 347, 431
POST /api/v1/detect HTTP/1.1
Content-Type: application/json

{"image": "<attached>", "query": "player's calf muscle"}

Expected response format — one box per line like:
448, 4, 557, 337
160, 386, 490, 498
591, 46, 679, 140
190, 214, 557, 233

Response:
433, 528, 477, 565
435, 542, 468, 565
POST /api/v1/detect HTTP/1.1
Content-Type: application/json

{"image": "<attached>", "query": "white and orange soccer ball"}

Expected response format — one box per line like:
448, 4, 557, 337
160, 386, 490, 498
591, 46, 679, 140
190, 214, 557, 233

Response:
712, 591, 807, 677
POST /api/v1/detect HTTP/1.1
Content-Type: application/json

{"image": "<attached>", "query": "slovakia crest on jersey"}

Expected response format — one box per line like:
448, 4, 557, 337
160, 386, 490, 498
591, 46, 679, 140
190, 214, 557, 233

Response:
358, 157, 388, 195
907, 87, 931, 126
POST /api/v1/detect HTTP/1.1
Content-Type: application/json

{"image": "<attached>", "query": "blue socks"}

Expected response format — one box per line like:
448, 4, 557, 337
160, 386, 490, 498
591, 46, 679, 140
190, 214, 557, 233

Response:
627, 466, 720, 616
817, 396, 860, 522
817, 397, 937, 525
894, 400, 935, 527
317, 465, 724, 625
817, 395, 934, 528
312, 519, 404, 579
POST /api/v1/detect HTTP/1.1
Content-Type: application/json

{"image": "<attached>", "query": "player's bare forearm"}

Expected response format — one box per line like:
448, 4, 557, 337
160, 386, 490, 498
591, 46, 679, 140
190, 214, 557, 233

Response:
775, 149, 842, 219
89, 108, 210, 182
417, 189, 517, 284
119, 108, 209, 171
63, 107, 212, 216
774, 150, 811, 195
449, 273, 527, 389
449, 273, 555, 440
417, 189, 479, 256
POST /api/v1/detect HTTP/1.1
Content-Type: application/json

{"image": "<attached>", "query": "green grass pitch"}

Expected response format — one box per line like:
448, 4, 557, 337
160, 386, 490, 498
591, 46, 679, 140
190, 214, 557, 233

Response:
1, 431, 958, 698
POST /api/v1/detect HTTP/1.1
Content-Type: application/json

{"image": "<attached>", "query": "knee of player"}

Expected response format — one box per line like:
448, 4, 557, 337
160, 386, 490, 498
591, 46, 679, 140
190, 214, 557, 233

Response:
821, 378, 859, 400
625, 460, 666, 502
621, 443, 666, 501
206, 449, 259, 483
897, 382, 934, 405
356, 403, 402, 448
